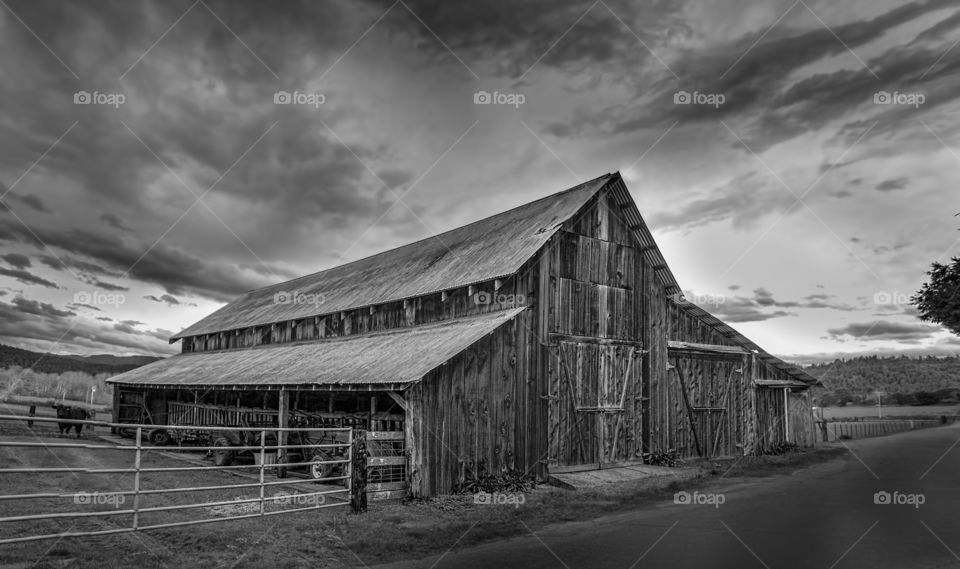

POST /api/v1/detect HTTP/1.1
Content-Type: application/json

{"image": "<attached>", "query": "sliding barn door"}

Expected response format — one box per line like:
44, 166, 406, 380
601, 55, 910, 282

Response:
550, 341, 639, 466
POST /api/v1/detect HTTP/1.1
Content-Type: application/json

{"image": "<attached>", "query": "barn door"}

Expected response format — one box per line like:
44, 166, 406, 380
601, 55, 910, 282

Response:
551, 341, 638, 467
671, 355, 743, 458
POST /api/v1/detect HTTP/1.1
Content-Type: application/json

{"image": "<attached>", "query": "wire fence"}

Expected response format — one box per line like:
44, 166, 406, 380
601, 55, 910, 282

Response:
0, 413, 354, 545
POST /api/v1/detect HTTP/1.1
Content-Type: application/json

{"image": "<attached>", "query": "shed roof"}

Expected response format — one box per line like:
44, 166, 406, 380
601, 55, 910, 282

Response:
172, 175, 613, 339
111, 308, 524, 388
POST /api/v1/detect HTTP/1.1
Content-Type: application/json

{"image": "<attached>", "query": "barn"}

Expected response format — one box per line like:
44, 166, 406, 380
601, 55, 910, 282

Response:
107, 172, 819, 497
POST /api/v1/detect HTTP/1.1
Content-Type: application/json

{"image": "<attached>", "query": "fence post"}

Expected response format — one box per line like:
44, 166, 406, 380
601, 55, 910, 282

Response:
27, 405, 35, 428
132, 427, 142, 530
351, 429, 368, 514
259, 429, 266, 516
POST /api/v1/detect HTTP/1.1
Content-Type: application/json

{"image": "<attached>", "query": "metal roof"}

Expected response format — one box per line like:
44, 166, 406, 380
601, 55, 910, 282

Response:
111, 308, 524, 387
172, 175, 613, 340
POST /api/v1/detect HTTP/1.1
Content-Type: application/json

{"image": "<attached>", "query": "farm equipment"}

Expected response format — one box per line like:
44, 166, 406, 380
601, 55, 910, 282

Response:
208, 420, 348, 482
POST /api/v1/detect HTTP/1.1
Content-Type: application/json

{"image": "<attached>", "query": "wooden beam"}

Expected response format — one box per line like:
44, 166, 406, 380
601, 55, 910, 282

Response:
386, 391, 407, 411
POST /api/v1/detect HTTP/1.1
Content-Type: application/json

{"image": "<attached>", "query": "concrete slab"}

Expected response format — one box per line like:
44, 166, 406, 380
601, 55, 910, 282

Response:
548, 464, 695, 490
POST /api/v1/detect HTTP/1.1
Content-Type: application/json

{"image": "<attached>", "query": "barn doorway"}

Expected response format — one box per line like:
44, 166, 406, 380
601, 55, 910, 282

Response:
549, 340, 641, 468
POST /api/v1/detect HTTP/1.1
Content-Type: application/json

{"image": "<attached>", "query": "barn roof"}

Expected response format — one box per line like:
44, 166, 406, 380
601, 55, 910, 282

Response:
109, 308, 524, 388
171, 174, 614, 340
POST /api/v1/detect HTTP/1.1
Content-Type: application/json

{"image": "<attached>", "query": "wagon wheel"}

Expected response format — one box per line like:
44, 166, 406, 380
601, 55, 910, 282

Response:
310, 450, 334, 481
149, 429, 171, 446
212, 437, 235, 467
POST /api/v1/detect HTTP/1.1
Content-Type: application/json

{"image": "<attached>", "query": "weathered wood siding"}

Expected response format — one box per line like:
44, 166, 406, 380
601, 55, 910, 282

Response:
404, 307, 543, 497
181, 277, 530, 353
544, 188, 648, 468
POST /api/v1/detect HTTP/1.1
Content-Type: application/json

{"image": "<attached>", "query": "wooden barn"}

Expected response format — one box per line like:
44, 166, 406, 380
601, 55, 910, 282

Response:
107, 172, 819, 497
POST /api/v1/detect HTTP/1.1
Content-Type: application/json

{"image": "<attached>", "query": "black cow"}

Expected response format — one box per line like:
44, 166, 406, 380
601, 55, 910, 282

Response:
52, 404, 91, 438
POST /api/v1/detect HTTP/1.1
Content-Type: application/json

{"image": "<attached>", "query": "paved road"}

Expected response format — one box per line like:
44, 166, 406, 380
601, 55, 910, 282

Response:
376, 424, 960, 569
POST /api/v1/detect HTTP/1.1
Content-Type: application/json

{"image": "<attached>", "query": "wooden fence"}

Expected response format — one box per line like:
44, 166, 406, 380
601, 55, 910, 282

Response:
817, 418, 949, 442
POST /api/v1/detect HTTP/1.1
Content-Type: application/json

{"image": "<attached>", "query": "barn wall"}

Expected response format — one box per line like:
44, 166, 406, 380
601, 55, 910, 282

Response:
182, 276, 530, 353
755, 387, 788, 450
543, 188, 649, 468
405, 308, 544, 497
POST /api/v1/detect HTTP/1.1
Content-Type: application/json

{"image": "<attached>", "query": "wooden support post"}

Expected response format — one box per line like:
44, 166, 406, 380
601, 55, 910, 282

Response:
278, 389, 289, 464
351, 429, 368, 513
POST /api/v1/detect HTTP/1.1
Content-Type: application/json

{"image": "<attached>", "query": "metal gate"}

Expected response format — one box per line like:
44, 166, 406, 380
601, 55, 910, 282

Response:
0, 413, 353, 545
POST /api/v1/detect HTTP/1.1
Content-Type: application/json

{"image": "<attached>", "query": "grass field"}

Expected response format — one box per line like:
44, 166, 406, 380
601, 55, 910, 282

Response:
821, 404, 960, 420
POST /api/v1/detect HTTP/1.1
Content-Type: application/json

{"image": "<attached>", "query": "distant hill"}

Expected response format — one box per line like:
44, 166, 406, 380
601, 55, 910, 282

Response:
0, 344, 161, 375
806, 355, 960, 406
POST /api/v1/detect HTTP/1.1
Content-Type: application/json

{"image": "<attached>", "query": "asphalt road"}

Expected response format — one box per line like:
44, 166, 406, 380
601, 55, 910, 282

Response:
376, 424, 960, 569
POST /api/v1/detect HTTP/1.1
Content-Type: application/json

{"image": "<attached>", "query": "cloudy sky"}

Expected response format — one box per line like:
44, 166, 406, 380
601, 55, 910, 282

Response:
0, 0, 958, 363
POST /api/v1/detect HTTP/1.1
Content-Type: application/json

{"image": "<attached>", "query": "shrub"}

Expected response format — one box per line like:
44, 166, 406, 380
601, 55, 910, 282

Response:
643, 449, 683, 467
454, 471, 537, 494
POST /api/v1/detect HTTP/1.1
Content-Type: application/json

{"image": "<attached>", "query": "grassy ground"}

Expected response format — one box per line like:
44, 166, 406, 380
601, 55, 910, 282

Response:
0, 417, 846, 569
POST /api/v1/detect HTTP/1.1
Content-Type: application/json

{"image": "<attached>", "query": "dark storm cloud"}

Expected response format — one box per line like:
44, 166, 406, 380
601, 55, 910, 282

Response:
382, 0, 687, 77
2, 194, 52, 214
695, 287, 857, 323
143, 293, 195, 306
0, 297, 173, 354
0, 0, 413, 303
10, 296, 74, 318
0, 224, 273, 301
876, 177, 909, 191
1, 253, 31, 269
827, 320, 942, 341
69, 302, 102, 312
81, 278, 129, 292
0, 267, 59, 289
100, 213, 131, 232
542, 0, 960, 151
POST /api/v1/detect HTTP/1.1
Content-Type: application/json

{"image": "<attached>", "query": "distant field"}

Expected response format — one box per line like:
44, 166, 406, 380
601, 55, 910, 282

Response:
821, 405, 960, 419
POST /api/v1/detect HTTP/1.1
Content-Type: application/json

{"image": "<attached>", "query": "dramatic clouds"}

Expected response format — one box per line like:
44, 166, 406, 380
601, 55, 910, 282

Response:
0, 0, 957, 358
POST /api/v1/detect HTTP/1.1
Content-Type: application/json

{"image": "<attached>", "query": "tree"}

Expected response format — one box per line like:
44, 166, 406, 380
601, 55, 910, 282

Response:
913, 257, 960, 336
